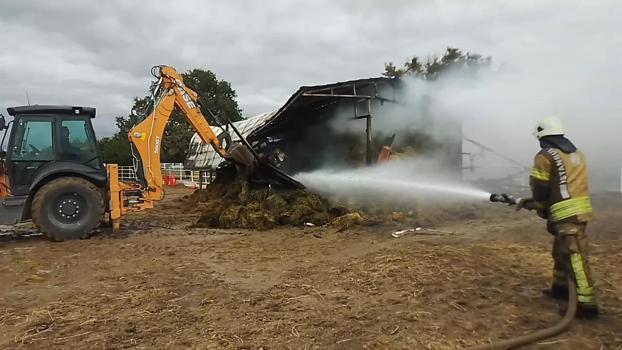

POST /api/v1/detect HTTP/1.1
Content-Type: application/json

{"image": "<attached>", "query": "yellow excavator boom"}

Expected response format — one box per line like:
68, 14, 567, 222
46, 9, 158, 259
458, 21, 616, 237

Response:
108, 65, 230, 231
128, 65, 227, 201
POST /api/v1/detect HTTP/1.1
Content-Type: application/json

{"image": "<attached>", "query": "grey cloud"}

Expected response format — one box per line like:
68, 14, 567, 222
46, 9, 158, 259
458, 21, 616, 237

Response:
1, 0, 621, 164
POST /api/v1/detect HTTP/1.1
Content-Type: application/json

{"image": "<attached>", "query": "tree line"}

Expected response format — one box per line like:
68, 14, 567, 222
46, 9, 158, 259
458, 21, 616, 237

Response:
383, 47, 491, 80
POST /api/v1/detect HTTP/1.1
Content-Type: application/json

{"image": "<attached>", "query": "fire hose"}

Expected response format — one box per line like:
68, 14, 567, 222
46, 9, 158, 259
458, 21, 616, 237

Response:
464, 277, 577, 350
460, 194, 578, 349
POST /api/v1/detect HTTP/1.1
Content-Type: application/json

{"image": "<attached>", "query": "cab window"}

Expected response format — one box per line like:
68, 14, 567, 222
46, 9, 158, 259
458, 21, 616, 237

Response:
60, 119, 99, 164
12, 120, 54, 161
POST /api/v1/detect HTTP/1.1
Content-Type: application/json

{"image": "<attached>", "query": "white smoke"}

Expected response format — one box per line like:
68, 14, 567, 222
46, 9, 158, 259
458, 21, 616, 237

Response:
326, 1, 622, 192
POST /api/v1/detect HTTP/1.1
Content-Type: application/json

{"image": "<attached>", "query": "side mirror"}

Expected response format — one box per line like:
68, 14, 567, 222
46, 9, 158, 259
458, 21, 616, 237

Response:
0, 114, 6, 131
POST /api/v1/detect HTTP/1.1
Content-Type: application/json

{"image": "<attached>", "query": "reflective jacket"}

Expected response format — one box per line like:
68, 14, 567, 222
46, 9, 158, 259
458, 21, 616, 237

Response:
530, 144, 593, 223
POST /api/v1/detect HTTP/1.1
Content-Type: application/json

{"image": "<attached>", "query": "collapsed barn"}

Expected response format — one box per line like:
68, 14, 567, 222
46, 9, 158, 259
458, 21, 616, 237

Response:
185, 78, 463, 177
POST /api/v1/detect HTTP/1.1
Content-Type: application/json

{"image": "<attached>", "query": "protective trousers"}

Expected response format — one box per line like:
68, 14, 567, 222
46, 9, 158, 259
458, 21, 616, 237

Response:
551, 222, 597, 306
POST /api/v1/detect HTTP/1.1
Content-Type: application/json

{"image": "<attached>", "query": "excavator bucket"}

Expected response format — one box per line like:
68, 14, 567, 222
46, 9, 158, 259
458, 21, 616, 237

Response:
225, 120, 304, 189
259, 162, 304, 189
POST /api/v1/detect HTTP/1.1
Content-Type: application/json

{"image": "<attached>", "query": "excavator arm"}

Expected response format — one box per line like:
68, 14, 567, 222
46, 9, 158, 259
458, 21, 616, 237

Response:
107, 65, 232, 231
127, 65, 227, 201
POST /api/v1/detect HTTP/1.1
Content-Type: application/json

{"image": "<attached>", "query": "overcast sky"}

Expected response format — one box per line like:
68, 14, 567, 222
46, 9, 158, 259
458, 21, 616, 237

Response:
1, 0, 620, 142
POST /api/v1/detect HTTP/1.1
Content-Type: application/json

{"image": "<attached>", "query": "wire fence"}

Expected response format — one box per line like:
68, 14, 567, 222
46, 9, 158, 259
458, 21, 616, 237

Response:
118, 163, 214, 188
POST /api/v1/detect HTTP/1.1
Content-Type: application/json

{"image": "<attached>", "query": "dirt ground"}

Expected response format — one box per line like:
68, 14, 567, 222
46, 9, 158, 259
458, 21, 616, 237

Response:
1, 187, 621, 350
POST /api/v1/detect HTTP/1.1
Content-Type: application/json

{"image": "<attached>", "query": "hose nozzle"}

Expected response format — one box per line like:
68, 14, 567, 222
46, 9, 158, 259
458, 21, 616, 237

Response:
489, 193, 519, 205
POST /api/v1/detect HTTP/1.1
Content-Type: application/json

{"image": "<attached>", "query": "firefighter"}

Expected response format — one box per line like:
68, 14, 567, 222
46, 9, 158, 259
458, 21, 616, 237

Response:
517, 116, 599, 319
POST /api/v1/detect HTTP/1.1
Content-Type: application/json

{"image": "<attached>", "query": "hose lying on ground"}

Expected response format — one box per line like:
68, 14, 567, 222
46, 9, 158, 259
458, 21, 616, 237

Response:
464, 277, 577, 350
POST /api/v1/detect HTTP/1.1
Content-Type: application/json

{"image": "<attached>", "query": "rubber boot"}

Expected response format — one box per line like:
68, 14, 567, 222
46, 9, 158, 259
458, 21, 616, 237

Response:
542, 284, 569, 301
575, 304, 600, 320
558, 303, 600, 319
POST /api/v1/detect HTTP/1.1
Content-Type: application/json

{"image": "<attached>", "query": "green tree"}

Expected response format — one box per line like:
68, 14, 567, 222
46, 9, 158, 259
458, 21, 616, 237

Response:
383, 47, 491, 79
99, 69, 242, 164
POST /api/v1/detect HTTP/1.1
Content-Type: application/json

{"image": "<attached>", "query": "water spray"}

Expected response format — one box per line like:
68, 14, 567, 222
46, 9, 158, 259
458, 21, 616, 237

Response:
295, 171, 492, 202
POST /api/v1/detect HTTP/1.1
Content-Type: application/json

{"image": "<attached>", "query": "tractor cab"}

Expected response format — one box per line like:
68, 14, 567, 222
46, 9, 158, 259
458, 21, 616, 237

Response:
0, 106, 107, 240
1, 105, 105, 195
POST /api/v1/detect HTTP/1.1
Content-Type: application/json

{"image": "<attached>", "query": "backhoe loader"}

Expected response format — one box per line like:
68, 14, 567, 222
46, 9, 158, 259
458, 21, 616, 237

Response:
0, 65, 298, 241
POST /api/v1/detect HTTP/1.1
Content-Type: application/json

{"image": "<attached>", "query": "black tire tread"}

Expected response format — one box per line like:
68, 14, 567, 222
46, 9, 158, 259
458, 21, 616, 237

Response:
31, 177, 104, 241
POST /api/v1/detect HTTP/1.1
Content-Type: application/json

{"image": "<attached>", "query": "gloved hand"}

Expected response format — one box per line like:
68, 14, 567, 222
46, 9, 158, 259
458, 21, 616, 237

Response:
515, 198, 542, 211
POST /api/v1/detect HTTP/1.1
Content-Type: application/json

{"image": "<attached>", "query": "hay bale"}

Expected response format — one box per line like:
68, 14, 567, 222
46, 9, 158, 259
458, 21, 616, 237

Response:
220, 203, 276, 230
196, 204, 223, 227
263, 194, 288, 214
245, 187, 270, 203
287, 204, 316, 226
330, 212, 365, 231
244, 210, 276, 230
219, 205, 243, 227
294, 192, 326, 212
189, 180, 354, 229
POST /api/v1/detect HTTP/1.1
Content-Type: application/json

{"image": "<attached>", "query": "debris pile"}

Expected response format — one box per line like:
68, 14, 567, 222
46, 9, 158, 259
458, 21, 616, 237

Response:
188, 180, 359, 230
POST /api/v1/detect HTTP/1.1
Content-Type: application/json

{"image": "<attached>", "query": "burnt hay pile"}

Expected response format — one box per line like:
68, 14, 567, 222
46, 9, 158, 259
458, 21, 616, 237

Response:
187, 180, 360, 230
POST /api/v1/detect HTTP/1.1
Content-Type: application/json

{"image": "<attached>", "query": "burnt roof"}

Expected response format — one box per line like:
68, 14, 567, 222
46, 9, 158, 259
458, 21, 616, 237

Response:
186, 76, 400, 170
7, 105, 96, 118
250, 77, 397, 138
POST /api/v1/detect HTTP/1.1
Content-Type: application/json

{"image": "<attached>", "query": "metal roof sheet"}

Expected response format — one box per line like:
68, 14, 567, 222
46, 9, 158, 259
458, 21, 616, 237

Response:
185, 110, 277, 169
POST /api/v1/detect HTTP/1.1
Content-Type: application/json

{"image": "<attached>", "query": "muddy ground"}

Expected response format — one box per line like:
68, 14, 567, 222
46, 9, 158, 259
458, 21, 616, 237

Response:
0, 187, 620, 349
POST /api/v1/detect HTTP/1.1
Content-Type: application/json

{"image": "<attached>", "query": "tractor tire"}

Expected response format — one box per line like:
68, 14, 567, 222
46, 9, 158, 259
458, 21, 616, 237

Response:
31, 177, 105, 242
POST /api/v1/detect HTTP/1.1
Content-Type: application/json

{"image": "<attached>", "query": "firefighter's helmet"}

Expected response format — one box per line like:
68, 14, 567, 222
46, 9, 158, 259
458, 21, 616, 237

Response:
533, 116, 564, 139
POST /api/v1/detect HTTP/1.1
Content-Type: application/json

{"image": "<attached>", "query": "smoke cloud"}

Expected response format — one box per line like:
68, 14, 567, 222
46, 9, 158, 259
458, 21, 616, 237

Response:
326, 1, 622, 192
